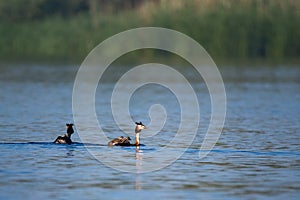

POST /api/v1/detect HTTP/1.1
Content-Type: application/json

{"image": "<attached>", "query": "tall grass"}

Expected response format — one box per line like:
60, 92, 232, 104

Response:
0, 0, 299, 64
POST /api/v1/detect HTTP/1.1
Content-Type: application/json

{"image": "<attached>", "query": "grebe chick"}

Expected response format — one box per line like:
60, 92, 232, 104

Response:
108, 122, 146, 146
108, 136, 131, 146
54, 123, 74, 144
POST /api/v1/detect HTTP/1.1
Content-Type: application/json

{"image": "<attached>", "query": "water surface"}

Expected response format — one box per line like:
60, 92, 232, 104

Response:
0, 64, 299, 199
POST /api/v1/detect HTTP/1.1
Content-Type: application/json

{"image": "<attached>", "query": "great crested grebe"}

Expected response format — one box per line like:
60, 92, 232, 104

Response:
108, 122, 146, 146
54, 123, 74, 144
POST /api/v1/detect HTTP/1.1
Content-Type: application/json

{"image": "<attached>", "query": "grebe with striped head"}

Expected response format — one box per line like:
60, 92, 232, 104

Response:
54, 123, 74, 144
108, 122, 146, 146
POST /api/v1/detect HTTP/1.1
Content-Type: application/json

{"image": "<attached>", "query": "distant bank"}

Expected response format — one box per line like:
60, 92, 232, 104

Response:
0, 0, 299, 65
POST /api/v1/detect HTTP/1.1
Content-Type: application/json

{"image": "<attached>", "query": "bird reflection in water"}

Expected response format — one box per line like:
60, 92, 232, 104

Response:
135, 145, 143, 190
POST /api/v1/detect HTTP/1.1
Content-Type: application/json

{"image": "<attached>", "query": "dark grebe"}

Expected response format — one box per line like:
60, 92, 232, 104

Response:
54, 123, 74, 144
108, 122, 146, 146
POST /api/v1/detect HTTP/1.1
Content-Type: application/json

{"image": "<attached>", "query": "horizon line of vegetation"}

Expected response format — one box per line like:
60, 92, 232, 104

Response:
0, 0, 299, 65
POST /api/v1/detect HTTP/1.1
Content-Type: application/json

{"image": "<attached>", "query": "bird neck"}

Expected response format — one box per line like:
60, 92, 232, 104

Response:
66, 133, 72, 138
135, 132, 140, 146
66, 127, 74, 138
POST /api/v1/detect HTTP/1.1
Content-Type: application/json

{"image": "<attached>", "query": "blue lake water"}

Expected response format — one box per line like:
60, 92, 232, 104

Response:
0, 64, 299, 199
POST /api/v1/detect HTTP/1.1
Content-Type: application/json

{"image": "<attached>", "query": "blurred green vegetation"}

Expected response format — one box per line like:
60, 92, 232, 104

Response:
0, 0, 299, 64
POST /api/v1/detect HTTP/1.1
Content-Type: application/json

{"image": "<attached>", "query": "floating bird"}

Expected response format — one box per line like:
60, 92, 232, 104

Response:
108, 122, 146, 146
54, 123, 74, 145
